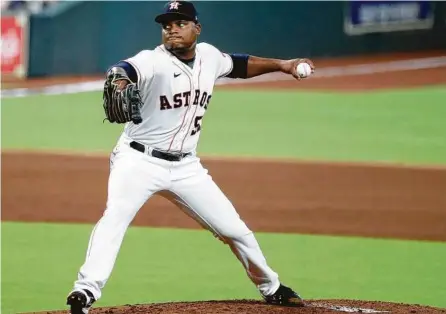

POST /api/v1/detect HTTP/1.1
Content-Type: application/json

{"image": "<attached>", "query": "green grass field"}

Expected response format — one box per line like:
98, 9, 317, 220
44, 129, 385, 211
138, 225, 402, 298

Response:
2, 222, 446, 313
2, 86, 446, 164
2, 86, 446, 313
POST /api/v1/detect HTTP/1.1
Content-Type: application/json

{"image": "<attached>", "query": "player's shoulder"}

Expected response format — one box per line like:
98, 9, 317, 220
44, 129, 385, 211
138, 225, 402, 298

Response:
124, 49, 153, 65
197, 42, 225, 56
125, 49, 166, 69
131, 49, 156, 59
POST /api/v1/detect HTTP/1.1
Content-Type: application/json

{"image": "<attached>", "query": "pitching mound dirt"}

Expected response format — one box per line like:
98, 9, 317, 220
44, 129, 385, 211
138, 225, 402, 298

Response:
38, 299, 446, 314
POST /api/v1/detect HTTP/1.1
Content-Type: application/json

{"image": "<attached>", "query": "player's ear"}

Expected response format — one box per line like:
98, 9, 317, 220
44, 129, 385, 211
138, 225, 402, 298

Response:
195, 22, 202, 35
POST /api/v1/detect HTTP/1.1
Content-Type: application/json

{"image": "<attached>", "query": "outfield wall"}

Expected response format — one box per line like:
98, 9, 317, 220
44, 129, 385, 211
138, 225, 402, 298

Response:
26, 1, 446, 77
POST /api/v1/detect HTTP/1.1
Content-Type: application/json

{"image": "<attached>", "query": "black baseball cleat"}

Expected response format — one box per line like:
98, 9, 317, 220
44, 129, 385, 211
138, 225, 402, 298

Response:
263, 284, 305, 307
66, 289, 96, 314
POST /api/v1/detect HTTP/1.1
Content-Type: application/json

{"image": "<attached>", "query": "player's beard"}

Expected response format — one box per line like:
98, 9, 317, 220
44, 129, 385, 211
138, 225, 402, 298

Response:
166, 44, 187, 54
165, 41, 196, 59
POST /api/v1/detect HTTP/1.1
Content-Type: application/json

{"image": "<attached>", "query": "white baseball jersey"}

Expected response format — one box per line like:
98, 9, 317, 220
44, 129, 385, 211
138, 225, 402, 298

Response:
122, 42, 233, 153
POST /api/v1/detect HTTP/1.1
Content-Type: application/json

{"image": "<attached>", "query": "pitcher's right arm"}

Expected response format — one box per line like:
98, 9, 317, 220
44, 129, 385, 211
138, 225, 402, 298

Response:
102, 50, 154, 125
103, 62, 143, 125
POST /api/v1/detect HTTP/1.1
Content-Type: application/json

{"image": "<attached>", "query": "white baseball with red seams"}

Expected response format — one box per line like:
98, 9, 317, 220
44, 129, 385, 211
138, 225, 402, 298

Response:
296, 62, 312, 78
72, 42, 281, 302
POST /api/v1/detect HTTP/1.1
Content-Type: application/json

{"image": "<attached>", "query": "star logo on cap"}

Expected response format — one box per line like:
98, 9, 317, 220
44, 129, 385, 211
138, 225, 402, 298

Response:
169, 1, 180, 10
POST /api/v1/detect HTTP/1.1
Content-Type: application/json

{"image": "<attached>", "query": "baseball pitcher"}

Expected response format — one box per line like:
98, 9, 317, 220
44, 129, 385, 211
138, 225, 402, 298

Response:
67, 1, 315, 313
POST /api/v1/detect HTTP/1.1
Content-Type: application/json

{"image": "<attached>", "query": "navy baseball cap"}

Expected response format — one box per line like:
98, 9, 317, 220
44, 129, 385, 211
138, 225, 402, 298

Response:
155, 1, 199, 24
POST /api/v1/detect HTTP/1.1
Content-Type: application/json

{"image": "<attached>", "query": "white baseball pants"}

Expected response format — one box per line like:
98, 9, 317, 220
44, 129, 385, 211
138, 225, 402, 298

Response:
72, 138, 280, 300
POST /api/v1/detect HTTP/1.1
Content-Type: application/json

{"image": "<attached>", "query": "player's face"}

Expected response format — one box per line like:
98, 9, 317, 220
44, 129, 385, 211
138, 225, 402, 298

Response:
161, 20, 201, 52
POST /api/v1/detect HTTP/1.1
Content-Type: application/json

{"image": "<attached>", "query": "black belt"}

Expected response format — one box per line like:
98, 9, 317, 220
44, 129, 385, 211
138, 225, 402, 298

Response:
129, 141, 190, 162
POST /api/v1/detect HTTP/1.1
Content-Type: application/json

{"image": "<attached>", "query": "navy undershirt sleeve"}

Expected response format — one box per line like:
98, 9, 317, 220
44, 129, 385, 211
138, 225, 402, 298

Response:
226, 53, 249, 79
113, 61, 138, 84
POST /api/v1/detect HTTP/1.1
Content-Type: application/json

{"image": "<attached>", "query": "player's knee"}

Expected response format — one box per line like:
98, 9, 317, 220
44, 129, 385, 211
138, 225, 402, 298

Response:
217, 221, 252, 242
102, 203, 137, 226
